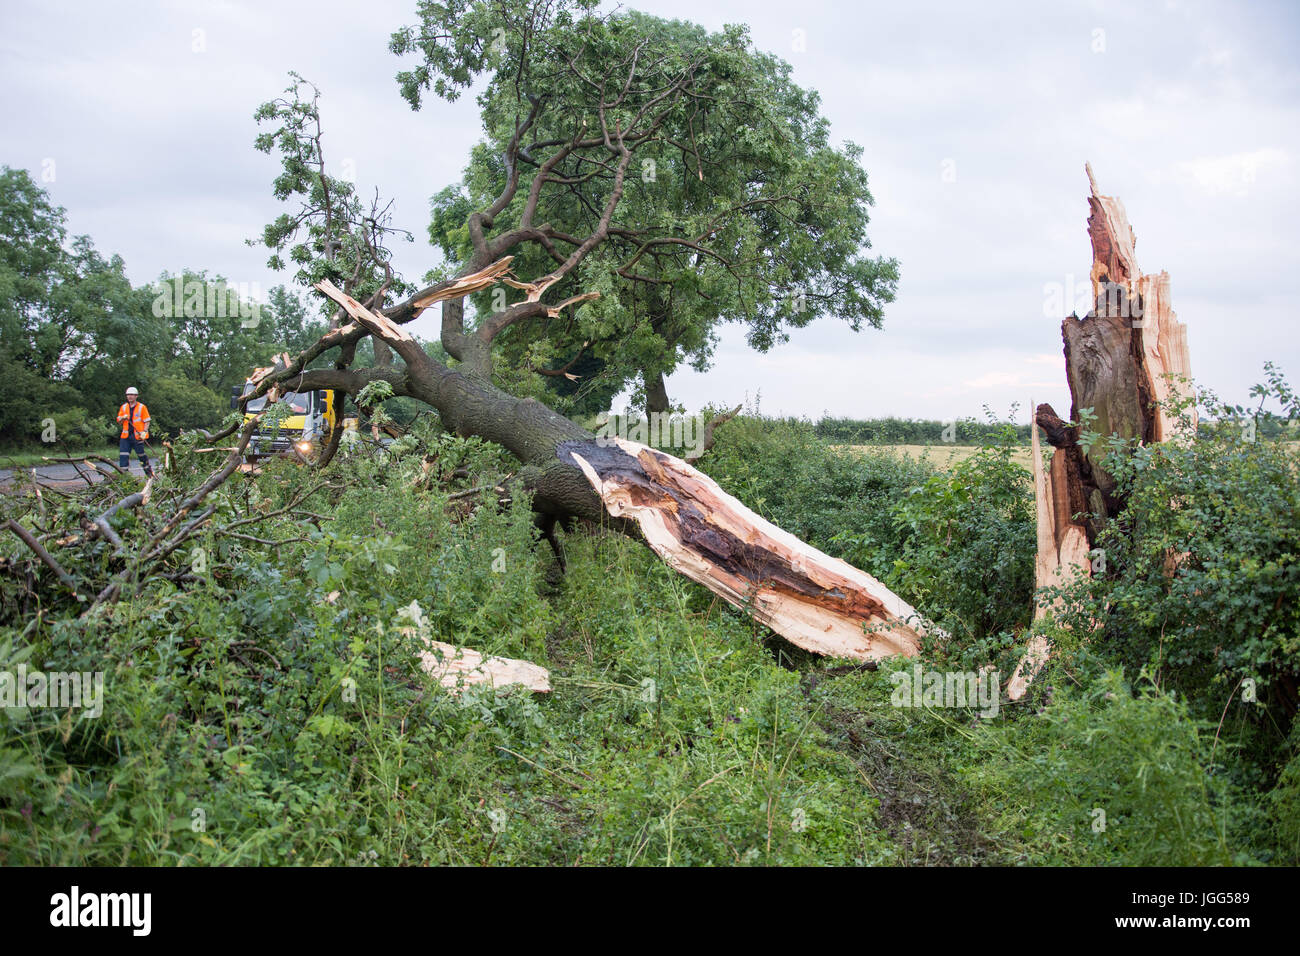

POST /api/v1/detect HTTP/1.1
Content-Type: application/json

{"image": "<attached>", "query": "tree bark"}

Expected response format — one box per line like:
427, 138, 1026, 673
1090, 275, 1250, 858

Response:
644, 369, 670, 416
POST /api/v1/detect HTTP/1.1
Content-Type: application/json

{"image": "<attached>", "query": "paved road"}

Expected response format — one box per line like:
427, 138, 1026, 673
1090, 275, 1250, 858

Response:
0, 460, 150, 491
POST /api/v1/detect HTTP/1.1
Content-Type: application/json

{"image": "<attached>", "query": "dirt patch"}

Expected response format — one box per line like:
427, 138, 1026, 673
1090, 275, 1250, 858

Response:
806, 679, 1000, 865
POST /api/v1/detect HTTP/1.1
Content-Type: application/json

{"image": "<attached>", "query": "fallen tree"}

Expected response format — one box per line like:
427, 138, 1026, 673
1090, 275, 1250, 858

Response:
309, 278, 928, 660
202, 3, 932, 666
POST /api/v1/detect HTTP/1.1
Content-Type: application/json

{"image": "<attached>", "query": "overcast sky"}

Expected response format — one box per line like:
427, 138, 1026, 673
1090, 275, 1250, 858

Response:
3, 0, 1297, 421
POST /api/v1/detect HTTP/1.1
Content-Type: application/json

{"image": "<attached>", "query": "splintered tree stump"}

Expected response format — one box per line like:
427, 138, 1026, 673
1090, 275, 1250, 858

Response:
1059, 164, 1196, 512
563, 436, 930, 660
1050, 165, 1195, 533
1010, 164, 1195, 700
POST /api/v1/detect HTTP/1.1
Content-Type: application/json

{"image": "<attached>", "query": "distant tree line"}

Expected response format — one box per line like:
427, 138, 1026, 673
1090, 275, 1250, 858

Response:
814, 415, 1032, 445
817, 412, 1297, 446
0, 167, 436, 447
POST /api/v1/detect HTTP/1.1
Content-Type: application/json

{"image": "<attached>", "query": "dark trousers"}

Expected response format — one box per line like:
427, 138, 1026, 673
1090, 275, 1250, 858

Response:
119, 437, 152, 472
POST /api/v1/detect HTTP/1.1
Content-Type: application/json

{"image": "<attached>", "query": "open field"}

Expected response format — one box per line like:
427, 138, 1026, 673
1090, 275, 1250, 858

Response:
841, 440, 1300, 473
837, 443, 1037, 471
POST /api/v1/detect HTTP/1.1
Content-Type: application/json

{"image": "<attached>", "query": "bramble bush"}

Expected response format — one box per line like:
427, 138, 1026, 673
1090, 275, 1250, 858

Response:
833, 413, 1035, 669
962, 670, 1237, 866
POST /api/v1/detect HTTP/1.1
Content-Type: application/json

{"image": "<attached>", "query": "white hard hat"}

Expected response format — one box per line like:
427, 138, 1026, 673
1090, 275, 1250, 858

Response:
126, 387, 139, 395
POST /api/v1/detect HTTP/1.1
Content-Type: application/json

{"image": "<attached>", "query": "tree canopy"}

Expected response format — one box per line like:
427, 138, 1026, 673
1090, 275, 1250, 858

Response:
391, 0, 898, 412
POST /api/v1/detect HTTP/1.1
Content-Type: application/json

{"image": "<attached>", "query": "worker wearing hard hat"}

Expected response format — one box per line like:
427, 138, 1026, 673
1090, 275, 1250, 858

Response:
116, 387, 154, 478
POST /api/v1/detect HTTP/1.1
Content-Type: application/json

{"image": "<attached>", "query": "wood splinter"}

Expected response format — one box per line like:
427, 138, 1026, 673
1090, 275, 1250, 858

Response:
418, 640, 552, 694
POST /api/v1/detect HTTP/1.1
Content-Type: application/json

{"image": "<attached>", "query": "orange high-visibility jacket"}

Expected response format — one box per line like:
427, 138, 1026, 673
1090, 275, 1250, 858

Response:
117, 401, 150, 440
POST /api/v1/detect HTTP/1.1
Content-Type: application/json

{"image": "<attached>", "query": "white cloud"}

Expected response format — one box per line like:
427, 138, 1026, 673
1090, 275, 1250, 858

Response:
962, 371, 1063, 390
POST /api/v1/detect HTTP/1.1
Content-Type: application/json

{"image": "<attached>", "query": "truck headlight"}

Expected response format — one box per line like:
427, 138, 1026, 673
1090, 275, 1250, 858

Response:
295, 441, 312, 453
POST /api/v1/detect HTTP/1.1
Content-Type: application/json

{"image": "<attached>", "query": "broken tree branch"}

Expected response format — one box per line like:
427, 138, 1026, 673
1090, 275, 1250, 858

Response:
417, 639, 552, 694
685, 404, 743, 465
5, 518, 81, 600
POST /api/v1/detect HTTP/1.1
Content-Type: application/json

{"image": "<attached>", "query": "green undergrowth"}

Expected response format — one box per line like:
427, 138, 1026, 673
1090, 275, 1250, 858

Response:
1, 385, 1296, 865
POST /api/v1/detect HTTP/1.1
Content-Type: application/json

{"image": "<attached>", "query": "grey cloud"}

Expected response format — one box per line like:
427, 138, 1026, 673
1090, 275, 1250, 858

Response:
2, 0, 1296, 421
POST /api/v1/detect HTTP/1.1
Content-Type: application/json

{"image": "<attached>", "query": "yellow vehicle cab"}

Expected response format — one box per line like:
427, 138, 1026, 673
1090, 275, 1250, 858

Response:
230, 383, 338, 460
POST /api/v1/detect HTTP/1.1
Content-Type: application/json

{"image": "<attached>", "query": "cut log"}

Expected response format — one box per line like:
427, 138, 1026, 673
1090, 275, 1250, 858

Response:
417, 639, 552, 694
1011, 164, 1195, 699
395, 600, 550, 693
564, 436, 929, 660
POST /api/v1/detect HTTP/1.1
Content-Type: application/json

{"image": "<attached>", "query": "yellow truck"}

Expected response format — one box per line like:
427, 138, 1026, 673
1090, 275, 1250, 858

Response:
230, 383, 339, 461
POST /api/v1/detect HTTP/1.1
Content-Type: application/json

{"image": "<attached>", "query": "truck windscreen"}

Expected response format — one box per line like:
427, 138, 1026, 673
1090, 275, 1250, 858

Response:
244, 390, 309, 414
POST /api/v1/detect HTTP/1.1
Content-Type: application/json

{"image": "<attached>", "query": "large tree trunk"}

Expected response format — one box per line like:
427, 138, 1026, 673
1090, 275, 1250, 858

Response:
307, 280, 929, 661
1010, 164, 1194, 699
644, 369, 671, 416
565, 436, 929, 658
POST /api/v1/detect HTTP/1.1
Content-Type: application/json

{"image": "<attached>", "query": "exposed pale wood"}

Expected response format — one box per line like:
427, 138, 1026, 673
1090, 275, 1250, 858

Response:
1032, 416, 1091, 619
502, 272, 561, 303
1006, 634, 1049, 703
1081, 165, 1195, 456
409, 257, 515, 314
396, 600, 549, 693
316, 279, 414, 342
545, 291, 601, 317
1085, 160, 1139, 297
1135, 270, 1195, 442
1008, 416, 1091, 700
415, 639, 551, 693
249, 354, 294, 388
564, 436, 929, 660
